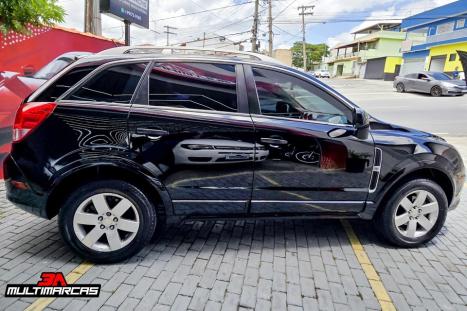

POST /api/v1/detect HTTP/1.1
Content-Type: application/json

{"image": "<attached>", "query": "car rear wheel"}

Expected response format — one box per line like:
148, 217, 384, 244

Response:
396, 83, 405, 93
430, 86, 442, 97
374, 179, 447, 247
59, 180, 157, 263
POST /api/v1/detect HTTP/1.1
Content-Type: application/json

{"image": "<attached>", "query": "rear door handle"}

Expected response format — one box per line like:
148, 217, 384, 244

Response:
134, 128, 169, 140
260, 137, 288, 145
136, 128, 169, 136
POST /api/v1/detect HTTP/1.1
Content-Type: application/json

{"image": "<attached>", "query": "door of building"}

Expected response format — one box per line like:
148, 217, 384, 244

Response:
429, 55, 447, 72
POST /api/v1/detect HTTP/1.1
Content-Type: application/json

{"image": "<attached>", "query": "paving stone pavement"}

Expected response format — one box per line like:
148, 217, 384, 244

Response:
0, 181, 466, 311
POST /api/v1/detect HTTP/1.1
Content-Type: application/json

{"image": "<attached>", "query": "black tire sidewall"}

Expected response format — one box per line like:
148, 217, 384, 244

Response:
59, 180, 156, 263
396, 83, 404, 92
378, 179, 448, 247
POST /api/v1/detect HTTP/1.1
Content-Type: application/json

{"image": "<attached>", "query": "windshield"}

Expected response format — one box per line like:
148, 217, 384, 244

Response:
33, 57, 72, 80
429, 72, 452, 81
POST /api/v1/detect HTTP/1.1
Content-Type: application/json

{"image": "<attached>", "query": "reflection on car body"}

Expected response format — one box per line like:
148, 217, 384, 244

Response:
173, 139, 269, 164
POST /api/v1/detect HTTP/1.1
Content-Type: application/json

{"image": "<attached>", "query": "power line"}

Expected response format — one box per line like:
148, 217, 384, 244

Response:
273, 0, 298, 20
173, 30, 251, 46
163, 25, 178, 46
154, 1, 253, 21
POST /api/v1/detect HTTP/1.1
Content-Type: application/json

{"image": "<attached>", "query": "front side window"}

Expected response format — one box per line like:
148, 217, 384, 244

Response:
148, 62, 237, 112
67, 63, 148, 104
252, 67, 352, 125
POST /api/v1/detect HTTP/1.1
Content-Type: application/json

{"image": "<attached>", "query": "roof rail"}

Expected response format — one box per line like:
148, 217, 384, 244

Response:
97, 46, 281, 63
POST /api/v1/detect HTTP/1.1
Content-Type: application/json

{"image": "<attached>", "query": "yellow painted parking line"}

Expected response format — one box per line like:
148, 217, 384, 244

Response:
341, 220, 396, 311
24, 261, 94, 311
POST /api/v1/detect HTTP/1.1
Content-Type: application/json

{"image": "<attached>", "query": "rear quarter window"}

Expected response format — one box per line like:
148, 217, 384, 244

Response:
65, 62, 148, 104
34, 65, 98, 102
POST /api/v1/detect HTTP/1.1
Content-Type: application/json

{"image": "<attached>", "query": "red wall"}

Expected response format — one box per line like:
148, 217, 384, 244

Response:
0, 26, 122, 179
1, 26, 121, 74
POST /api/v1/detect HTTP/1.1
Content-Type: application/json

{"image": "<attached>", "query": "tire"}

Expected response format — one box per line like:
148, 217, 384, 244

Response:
396, 83, 405, 93
430, 86, 442, 97
59, 180, 157, 263
374, 179, 447, 247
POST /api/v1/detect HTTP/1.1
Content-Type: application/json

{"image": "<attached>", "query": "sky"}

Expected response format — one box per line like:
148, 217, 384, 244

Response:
56, 0, 459, 50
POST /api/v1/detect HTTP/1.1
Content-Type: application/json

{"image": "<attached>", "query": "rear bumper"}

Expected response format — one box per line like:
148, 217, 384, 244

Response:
4, 155, 48, 218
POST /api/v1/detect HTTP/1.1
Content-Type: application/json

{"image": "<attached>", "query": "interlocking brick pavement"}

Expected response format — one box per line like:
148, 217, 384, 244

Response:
0, 182, 466, 310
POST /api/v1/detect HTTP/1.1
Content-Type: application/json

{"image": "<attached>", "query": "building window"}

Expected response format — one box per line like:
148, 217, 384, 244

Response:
449, 54, 457, 62
456, 19, 465, 29
436, 22, 455, 35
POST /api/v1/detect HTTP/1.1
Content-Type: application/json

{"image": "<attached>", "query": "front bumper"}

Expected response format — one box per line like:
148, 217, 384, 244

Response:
3, 155, 48, 218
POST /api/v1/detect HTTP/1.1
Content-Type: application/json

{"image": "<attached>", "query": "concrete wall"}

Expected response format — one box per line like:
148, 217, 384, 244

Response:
273, 49, 293, 66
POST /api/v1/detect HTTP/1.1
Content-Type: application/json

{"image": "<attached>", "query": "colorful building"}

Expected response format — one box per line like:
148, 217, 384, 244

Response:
400, 0, 467, 76
325, 22, 413, 80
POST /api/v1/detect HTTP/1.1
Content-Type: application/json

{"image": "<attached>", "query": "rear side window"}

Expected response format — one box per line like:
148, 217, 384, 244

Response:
35, 65, 98, 102
66, 63, 148, 104
148, 62, 237, 112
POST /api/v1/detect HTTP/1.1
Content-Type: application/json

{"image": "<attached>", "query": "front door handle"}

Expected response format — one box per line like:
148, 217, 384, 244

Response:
328, 128, 349, 138
261, 137, 288, 145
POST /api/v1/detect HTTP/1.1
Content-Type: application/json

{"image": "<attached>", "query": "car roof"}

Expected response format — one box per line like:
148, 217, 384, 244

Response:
71, 52, 286, 71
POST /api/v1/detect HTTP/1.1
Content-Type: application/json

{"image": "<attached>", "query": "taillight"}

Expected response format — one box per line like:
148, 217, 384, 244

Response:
13, 102, 56, 142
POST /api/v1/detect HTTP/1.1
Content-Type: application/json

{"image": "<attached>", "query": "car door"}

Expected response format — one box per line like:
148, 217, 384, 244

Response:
245, 65, 375, 214
403, 73, 417, 91
128, 61, 255, 216
416, 73, 432, 93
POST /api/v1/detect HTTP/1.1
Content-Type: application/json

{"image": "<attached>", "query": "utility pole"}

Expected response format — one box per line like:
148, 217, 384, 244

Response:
124, 20, 131, 46
84, 0, 102, 35
251, 0, 260, 52
203, 32, 206, 48
268, 0, 273, 56
298, 5, 314, 71
163, 25, 177, 46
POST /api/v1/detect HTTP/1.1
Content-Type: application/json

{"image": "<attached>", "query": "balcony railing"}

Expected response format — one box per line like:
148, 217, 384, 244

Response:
426, 28, 467, 44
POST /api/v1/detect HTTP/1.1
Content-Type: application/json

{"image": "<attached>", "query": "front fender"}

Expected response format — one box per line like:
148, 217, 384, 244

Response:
360, 152, 457, 219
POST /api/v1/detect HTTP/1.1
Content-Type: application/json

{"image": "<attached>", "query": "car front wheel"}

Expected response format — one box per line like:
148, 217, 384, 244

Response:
396, 83, 405, 93
375, 179, 447, 247
59, 180, 157, 263
430, 86, 443, 97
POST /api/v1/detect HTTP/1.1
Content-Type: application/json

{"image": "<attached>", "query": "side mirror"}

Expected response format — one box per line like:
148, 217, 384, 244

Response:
353, 108, 370, 140
22, 65, 35, 77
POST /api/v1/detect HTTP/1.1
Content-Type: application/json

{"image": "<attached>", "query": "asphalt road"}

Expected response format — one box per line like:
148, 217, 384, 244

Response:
323, 79, 467, 137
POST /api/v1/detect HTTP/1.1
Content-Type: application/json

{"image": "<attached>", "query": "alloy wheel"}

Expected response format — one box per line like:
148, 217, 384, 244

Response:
394, 190, 439, 239
431, 86, 442, 96
73, 193, 140, 252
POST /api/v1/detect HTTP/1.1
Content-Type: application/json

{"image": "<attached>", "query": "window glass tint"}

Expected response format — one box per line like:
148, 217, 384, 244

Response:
148, 62, 237, 112
67, 63, 147, 104
33, 58, 72, 80
35, 65, 98, 102
252, 67, 352, 125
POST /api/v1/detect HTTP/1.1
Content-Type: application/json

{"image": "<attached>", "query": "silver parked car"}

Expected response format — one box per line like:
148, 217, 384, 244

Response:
394, 71, 467, 96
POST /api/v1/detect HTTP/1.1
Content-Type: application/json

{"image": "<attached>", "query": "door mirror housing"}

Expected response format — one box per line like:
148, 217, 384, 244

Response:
353, 108, 370, 140
354, 108, 369, 129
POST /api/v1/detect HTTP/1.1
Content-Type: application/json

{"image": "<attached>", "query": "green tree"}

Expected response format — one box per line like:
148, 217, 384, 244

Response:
291, 42, 329, 71
0, 0, 65, 34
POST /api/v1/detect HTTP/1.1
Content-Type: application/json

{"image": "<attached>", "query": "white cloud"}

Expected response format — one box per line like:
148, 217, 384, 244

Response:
326, 0, 458, 48
56, 0, 459, 51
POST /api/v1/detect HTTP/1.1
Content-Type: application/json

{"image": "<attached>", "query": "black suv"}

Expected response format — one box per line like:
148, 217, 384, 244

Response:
4, 52, 465, 263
